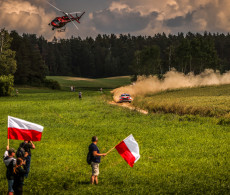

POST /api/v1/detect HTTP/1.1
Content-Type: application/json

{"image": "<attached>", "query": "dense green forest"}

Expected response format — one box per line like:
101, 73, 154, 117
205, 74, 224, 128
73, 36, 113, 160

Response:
1, 29, 230, 86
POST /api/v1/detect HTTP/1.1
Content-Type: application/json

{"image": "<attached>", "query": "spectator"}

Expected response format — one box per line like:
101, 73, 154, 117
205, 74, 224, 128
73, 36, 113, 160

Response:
13, 158, 28, 195
3, 146, 16, 195
79, 91, 82, 99
19, 141, 35, 178
88, 136, 107, 184
15, 89, 19, 96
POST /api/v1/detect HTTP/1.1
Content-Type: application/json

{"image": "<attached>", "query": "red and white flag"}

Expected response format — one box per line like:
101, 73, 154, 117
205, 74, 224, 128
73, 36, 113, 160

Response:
115, 134, 140, 167
8, 116, 44, 141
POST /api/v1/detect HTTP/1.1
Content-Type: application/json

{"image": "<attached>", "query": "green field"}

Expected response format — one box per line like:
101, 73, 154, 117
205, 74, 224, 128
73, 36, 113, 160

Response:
46, 76, 131, 91
0, 77, 229, 194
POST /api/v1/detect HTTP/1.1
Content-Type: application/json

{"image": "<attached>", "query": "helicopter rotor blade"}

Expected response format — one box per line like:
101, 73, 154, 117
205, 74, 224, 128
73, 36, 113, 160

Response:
66, 14, 79, 30
69, 12, 82, 14
47, 2, 67, 15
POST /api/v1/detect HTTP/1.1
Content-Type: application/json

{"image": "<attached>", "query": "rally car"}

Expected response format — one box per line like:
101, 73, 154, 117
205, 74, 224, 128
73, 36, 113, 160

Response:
119, 93, 132, 103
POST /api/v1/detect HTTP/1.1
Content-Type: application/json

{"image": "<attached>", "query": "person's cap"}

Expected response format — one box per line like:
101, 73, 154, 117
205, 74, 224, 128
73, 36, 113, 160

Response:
8, 148, 16, 154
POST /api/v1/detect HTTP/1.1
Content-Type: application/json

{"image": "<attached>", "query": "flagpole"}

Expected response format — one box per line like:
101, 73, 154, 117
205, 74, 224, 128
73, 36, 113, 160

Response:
7, 116, 9, 147
106, 146, 115, 155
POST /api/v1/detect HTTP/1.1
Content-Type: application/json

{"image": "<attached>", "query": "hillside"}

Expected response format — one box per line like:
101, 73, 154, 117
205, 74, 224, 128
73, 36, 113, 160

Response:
47, 76, 131, 91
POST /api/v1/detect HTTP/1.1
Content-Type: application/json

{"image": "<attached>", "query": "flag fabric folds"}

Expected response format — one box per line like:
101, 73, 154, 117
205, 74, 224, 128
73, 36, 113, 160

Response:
8, 116, 44, 141
115, 134, 140, 167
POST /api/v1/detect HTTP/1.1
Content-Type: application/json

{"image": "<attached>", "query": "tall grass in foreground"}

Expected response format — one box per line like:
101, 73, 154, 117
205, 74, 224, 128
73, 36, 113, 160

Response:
0, 87, 229, 194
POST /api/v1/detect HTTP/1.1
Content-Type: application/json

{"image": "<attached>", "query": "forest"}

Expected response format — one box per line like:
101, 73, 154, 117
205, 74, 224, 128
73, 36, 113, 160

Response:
1, 29, 230, 86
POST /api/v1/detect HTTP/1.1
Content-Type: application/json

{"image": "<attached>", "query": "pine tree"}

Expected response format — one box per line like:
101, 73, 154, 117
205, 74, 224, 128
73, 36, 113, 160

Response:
0, 29, 17, 76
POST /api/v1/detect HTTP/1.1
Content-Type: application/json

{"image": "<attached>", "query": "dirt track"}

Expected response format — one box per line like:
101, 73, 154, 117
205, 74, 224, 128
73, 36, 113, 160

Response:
109, 101, 148, 115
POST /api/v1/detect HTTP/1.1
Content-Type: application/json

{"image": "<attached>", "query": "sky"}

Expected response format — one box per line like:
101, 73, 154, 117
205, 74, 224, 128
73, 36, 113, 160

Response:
1, 0, 230, 40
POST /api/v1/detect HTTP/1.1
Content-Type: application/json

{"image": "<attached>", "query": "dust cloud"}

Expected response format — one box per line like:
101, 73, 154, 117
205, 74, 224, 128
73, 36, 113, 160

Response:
112, 69, 230, 102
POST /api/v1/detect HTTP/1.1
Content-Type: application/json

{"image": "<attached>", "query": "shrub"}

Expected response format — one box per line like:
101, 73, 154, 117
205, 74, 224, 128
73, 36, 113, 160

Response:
43, 78, 61, 90
0, 75, 14, 96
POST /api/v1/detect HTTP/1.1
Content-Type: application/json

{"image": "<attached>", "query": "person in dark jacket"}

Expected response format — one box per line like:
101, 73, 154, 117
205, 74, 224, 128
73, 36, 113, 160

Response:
79, 91, 82, 99
3, 146, 16, 195
19, 140, 35, 177
89, 136, 107, 184
13, 158, 28, 195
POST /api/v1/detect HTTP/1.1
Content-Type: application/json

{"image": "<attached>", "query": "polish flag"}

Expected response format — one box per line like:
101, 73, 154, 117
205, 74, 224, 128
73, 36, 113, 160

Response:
115, 134, 140, 167
8, 116, 44, 141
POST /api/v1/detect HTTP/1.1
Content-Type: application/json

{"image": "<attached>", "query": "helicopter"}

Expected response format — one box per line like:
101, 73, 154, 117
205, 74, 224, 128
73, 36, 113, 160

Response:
48, 2, 85, 32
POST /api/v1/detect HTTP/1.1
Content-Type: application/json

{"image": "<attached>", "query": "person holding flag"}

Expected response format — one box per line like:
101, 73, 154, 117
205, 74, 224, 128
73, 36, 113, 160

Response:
3, 147, 16, 195
88, 136, 107, 185
7, 116, 44, 179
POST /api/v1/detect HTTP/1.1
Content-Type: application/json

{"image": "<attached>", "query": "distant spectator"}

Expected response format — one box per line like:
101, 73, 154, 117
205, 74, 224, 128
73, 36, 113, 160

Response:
13, 158, 28, 195
73, 86, 76, 92
15, 89, 19, 96
3, 146, 16, 195
100, 88, 103, 93
88, 136, 107, 185
79, 91, 82, 99
70, 86, 73, 92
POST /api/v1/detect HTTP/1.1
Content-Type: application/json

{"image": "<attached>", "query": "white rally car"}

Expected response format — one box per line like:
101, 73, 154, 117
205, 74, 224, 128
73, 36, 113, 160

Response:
119, 93, 132, 103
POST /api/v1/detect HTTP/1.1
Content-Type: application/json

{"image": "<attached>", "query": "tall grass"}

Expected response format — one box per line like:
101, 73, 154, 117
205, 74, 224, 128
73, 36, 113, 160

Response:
133, 84, 230, 118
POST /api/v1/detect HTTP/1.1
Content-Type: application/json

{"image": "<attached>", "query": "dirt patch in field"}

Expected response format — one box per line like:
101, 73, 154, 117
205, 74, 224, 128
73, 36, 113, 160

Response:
109, 101, 148, 115
66, 77, 94, 81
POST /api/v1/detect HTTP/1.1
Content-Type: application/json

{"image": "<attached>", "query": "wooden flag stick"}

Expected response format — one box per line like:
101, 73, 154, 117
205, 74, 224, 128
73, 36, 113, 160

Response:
7, 139, 9, 147
106, 146, 116, 155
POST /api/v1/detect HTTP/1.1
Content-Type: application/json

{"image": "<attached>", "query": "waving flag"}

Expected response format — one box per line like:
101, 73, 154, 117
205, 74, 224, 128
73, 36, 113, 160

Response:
115, 134, 140, 167
8, 116, 44, 141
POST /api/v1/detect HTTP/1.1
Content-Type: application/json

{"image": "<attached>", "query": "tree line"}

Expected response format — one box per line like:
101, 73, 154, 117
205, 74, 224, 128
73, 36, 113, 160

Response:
1, 29, 230, 90
35, 32, 228, 78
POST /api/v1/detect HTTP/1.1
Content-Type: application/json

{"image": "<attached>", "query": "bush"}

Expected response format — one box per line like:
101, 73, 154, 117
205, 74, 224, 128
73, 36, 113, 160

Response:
43, 78, 61, 90
0, 75, 14, 96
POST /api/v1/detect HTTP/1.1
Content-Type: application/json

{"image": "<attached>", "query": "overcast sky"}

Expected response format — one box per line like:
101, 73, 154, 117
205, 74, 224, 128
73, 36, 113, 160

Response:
1, 0, 230, 40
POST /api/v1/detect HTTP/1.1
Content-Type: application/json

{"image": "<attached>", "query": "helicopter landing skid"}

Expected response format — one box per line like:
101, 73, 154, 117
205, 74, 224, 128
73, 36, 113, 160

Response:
57, 27, 66, 32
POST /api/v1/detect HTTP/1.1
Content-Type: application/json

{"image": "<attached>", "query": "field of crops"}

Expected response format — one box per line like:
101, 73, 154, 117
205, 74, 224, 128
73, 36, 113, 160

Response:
0, 77, 229, 194
133, 84, 230, 118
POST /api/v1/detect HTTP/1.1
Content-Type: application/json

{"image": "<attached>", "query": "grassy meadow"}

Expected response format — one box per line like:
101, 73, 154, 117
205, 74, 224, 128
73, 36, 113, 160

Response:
46, 76, 131, 91
0, 76, 229, 194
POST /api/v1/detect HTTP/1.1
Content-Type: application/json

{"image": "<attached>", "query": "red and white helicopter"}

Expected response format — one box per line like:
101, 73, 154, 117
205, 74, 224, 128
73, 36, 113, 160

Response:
48, 2, 85, 32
